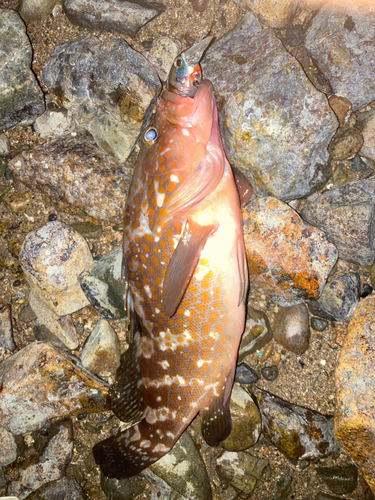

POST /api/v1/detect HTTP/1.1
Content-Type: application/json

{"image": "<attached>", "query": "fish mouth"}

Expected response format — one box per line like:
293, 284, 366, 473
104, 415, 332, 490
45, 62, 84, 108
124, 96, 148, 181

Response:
183, 36, 214, 67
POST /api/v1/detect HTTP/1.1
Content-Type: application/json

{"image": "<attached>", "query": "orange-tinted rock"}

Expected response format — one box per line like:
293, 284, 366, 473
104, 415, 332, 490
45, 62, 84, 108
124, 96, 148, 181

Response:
243, 197, 338, 306
334, 294, 375, 494
328, 95, 352, 127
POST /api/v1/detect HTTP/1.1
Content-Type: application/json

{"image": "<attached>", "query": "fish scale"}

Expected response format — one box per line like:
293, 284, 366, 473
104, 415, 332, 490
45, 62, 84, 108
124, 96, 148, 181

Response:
93, 39, 248, 479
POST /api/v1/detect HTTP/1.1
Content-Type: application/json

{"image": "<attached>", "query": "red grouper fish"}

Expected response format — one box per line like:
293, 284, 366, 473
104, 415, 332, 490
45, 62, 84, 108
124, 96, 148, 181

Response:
93, 37, 249, 479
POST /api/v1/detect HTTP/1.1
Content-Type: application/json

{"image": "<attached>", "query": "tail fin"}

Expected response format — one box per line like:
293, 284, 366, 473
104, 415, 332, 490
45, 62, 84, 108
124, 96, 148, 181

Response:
93, 420, 173, 479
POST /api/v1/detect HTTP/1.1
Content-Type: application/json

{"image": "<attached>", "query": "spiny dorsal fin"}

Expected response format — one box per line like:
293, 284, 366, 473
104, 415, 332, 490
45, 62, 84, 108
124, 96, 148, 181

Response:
162, 219, 218, 317
109, 330, 144, 423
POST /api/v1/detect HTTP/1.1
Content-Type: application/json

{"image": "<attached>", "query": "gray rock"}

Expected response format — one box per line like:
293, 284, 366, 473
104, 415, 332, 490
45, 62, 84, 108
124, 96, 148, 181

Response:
0, 134, 10, 157
62, 0, 165, 36
316, 464, 358, 495
7, 419, 73, 499
238, 305, 273, 362
261, 364, 279, 381
33, 108, 75, 139
0, 424, 17, 466
0, 10, 45, 129
242, 0, 297, 29
78, 247, 125, 320
18, 304, 37, 324
81, 318, 121, 381
220, 384, 261, 452
0, 466, 6, 489
235, 362, 259, 385
0, 304, 15, 351
19, 0, 60, 22
70, 221, 103, 239
304, 1, 375, 110
300, 177, 375, 266
23, 477, 86, 500
100, 473, 144, 500
19, 221, 93, 349
216, 451, 270, 495
9, 134, 133, 223
0, 342, 109, 435
41, 36, 161, 163
273, 303, 310, 355
357, 108, 375, 161
308, 272, 360, 323
254, 389, 340, 461
33, 324, 68, 350
148, 430, 212, 500
203, 12, 337, 200
310, 317, 328, 332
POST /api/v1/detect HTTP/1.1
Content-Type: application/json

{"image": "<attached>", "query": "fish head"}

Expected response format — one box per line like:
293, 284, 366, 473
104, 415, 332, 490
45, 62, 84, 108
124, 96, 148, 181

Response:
167, 37, 213, 98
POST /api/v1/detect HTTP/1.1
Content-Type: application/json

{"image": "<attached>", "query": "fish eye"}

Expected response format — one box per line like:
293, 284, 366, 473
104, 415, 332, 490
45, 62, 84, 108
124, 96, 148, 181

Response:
174, 57, 183, 68
142, 126, 158, 147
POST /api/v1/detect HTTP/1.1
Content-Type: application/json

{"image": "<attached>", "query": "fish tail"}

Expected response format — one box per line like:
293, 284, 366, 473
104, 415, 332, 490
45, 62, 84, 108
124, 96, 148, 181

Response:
93, 419, 174, 479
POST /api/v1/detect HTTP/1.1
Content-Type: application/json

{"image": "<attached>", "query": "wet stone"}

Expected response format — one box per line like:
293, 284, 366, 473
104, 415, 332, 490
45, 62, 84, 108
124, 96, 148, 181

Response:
0, 425, 17, 466
41, 36, 161, 162
23, 477, 86, 500
328, 128, 364, 161
273, 303, 310, 355
33, 324, 68, 350
216, 451, 270, 495
311, 317, 328, 332
203, 12, 337, 200
148, 430, 212, 500
146, 37, 181, 82
254, 389, 340, 461
361, 283, 373, 298
33, 108, 75, 139
19, 0, 59, 22
0, 133, 10, 157
275, 471, 293, 499
0, 342, 109, 435
7, 419, 73, 499
335, 294, 375, 493
308, 272, 360, 323
284, 23, 305, 47
0, 304, 15, 351
78, 247, 125, 320
62, 0, 165, 36
238, 305, 272, 362
10, 135, 133, 223
316, 464, 358, 495
235, 362, 259, 385
221, 384, 261, 452
357, 108, 375, 162
81, 318, 121, 381
304, 2, 375, 110
70, 221, 103, 240
328, 95, 351, 127
300, 177, 375, 266
242, 0, 297, 29
18, 304, 37, 324
261, 365, 279, 381
0, 10, 45, 130
243, 198, 338, 306
3, 190, 31, 214
100, 474, 145, 500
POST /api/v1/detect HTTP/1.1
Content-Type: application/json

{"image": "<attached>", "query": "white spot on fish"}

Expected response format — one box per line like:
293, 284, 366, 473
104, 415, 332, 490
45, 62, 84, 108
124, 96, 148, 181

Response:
144, 285, 152, 298
170, 174, 179, 183
182, 128, 190, 136
156, 396, 162, 402
153, 443, 170, 453
184, 310, 190, 317
140, 440, 151, 448
158, 360, 170, 369
209, 331, 218, 340
197, 359, 212, 368
155, 307, 160, 314
156, 191, 165, 207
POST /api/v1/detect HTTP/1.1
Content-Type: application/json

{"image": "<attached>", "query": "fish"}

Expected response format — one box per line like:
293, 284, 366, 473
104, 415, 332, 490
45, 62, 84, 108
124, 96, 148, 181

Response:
93, 37, 249, 479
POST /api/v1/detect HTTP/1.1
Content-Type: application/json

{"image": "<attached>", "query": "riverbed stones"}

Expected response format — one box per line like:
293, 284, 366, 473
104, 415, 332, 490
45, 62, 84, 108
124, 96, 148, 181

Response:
243, 0, 297, 28
41, 36, 161, 163
203, 11, 337, 200
19, 0, 59, 22
357, 108, 375, 162
62, 0, 165, 36
243, 197, 338, 306
300, 177, 375, 266
0, 342, 109, 435
33, 108, 75, 139
273, 303, 310, 355
254, 389, 340, 461
316, 464, 358, 495
19, 221, 93, 349
304, 1, 375, 111
335, 293, 375, 494
0, 304, 15, 351
9, 134, 133, 223
0, 425, 17, 466
0, 10, 45, 130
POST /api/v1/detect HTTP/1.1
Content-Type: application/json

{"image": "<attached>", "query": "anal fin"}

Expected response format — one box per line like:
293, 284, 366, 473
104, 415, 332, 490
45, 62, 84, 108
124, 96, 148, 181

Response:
162, 219, 218, 317
200, 373, 234, 446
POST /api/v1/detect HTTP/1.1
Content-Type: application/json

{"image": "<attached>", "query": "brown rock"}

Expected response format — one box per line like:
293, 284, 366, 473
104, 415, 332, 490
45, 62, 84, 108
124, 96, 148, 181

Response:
9, 134, 133, 223
335, 294, 375, 494
243, 197, 338, 306
243, 0, 297, 28
0, 342, 109, 435
328, 95, 352, 127
328, 128, 364, 160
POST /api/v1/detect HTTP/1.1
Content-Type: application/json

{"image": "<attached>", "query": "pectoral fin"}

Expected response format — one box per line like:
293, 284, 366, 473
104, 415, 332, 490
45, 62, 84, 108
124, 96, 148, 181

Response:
162, 219, 218, 318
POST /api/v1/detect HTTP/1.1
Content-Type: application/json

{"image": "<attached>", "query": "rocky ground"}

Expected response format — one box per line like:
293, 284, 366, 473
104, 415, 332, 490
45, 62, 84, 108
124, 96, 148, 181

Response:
0, 0, 375, 499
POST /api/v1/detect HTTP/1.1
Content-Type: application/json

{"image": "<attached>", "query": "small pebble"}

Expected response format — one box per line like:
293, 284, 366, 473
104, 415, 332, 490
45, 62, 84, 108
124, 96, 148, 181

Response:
361, 283, 373, 298
0, 134, 10, 157
320, 359, 327, 366
18, 304, 37, 324
311, 317, 328, 332
316, 464, 358, 495
70, 221, 103, 240
261, 365, 279, 381
48, 213, 58, 221
235, 363, 259, 384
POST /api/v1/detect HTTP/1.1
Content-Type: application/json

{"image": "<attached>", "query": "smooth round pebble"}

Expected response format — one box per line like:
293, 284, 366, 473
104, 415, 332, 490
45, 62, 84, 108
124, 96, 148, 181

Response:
273, 303, 310, 355
235, 363, 259, 384
261, 365, 279, 381
311, 317, 328, 332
